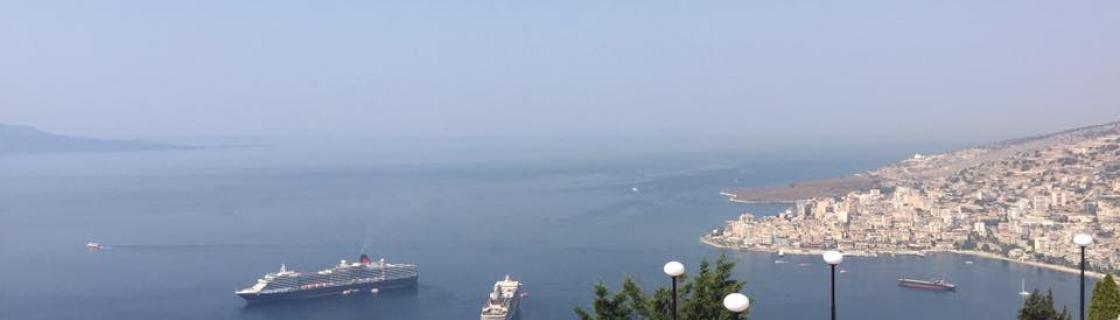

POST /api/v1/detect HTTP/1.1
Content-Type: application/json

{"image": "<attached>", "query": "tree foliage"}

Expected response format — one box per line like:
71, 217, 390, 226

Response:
574, 255, 749, 320
1019, 289, 1071, 320
1090, 275, 1120, 320
574, 281, 633, 320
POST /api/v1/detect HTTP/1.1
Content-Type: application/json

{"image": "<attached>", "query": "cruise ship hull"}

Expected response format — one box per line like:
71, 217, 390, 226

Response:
238, 276, 418, 303
481, 275, 522, 320
897, 279, 955, 291
480, 295, 520, 320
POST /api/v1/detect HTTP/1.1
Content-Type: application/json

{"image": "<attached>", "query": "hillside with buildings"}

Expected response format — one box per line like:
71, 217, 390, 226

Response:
708, 121, 1120, 273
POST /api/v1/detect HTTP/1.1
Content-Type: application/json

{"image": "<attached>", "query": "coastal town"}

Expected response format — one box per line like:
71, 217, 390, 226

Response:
706, 123, 1120, 273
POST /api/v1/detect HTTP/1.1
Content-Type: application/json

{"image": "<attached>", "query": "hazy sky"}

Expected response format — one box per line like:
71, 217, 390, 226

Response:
2, 1, 1118, 144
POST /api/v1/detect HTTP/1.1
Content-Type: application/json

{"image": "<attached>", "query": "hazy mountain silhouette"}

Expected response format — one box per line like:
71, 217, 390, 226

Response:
0, 124, 185, 155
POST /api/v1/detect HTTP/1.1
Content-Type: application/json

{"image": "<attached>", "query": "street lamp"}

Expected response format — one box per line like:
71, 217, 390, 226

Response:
1074, 233, 1093, 320
723, 292, 750, 319
664, 261, 685, 320
823, 250, 843, 320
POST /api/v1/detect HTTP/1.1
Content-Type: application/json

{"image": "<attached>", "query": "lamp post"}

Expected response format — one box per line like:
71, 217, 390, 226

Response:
823, 250, 844, 320
664, 261, 685, 320
1074, 233, 1093, 320
723, 292, 750, 319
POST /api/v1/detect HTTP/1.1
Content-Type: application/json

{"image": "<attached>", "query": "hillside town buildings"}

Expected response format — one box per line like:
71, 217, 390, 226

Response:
708, 134, 1120, 272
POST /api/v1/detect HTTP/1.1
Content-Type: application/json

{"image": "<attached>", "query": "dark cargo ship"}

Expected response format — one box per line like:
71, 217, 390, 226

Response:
897, 278, 956, 291
236, 255, 418, 303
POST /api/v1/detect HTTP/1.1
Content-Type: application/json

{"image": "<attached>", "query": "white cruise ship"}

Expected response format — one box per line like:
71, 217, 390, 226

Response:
235, 255, 418, 303
481, 275, 521, 320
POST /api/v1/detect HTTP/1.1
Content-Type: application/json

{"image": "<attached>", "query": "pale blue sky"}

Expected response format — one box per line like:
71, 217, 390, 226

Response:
2, 1, 1118, 145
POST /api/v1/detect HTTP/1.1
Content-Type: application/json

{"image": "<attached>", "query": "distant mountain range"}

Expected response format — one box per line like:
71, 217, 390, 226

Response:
979, 120, 1120, 151
0, 124, 186, 155
726, 120, 1120, 201
872, 120, 1120, 181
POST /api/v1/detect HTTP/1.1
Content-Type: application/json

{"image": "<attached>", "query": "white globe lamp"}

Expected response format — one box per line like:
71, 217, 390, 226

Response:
1074, 233, 1093, 247
1074, 233, 1093, 320
823, 250, 843, 320
723, 292, 750, 314
663, 261, 685, 277
664, 261, 686, 320
823, 250, 844, 265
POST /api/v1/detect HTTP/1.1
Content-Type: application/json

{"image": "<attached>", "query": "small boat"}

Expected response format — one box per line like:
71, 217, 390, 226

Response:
839, 269, 848, 274
898, 278, 956, 291
631, 187, 640, 193
774, 259, 788, 264
1019, 279, 1030, 297
965, 260, 974, 265
86, 242, 103, 251
778, 248, 785, 257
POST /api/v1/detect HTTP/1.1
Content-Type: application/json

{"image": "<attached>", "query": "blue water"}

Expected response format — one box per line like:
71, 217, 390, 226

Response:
0, 144, 1092, 319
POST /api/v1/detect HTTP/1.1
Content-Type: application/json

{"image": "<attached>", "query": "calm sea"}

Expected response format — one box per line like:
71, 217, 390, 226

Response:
0, 142, 1092, 319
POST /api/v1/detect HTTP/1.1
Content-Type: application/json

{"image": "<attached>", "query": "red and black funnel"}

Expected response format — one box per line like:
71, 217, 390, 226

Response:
360, 254, 371, 265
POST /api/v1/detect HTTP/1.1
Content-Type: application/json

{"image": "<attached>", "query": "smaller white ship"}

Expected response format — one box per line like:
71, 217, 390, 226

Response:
86, 242, 103, 251
481, 275, 521, 320
1018, 279, 1030, 297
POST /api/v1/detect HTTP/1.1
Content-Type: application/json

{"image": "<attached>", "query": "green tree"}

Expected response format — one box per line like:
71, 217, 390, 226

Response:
574, 281, 633, 320
574, 254, 749, 320
624, 278, 672, 320
1019, 289, 1071, 320
679, 255, 747, 319
1090, 275, 1120, 320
